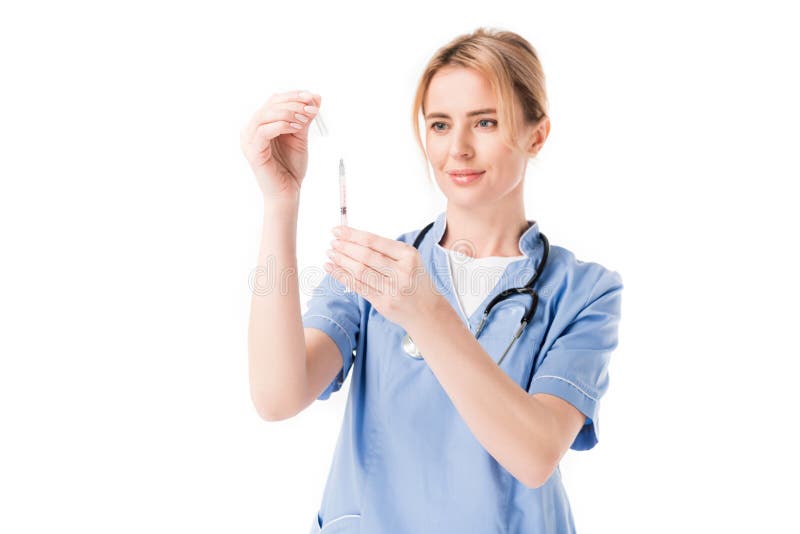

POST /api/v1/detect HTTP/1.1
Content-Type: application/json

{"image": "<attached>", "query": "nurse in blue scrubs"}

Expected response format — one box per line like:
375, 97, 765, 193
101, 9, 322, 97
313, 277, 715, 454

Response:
242, 27, 623, 534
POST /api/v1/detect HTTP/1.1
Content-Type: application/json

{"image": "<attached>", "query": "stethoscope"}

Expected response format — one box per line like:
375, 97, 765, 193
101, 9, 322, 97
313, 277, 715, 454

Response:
401, 220, 550, 367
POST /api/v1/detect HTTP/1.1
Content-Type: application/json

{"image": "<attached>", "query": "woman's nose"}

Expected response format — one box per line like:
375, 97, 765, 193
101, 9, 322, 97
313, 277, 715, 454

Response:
449, 128, 474, 158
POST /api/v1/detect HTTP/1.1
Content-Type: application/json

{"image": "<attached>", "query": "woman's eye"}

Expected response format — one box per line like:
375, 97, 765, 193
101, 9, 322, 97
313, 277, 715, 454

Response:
429, 119, 497, 132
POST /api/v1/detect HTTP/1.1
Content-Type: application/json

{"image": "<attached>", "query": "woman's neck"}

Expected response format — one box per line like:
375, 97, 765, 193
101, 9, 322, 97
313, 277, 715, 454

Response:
438, 204, 530, 258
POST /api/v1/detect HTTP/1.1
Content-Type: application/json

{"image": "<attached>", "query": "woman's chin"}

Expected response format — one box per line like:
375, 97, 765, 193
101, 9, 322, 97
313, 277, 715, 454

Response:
442, 189, 488, 208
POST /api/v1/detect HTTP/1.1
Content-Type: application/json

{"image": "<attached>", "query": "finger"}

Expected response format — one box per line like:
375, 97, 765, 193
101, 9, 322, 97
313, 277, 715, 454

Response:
246, 121, 300, 153
245, 104, 318, 141
269, 90, 321, 106
324, 262, 375, 299
326, 248, 388, 295
266, 92, 322, 117
332, 226, 412, 262
331, 238, 397, 275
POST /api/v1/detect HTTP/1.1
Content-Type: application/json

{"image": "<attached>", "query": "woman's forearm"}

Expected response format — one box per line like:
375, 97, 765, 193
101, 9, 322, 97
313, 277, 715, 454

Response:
405, 303, 557, 488
247, 198, 307, 420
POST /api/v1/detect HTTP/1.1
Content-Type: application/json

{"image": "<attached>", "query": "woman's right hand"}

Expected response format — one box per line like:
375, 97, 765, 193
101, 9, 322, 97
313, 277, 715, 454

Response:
240, 90, 322, 202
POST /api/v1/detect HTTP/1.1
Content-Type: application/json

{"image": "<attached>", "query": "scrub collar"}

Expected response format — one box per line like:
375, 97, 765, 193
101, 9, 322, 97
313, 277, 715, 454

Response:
428, 210, 544, 260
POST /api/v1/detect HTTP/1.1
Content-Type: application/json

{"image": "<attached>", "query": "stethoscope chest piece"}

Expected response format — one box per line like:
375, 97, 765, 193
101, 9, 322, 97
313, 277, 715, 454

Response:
401, 333, 424, 359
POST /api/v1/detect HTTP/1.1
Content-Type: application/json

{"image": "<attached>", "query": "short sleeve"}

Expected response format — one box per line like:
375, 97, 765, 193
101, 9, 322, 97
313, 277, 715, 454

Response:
302, 272, 361, 400
528, 269, 623, 451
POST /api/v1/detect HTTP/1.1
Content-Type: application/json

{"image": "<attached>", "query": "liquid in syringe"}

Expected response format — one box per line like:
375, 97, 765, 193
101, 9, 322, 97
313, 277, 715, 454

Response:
339, 158, 348, 227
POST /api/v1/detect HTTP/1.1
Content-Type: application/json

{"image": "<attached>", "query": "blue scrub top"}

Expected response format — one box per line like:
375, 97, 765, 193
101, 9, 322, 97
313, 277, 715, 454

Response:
302, 211, 623, 534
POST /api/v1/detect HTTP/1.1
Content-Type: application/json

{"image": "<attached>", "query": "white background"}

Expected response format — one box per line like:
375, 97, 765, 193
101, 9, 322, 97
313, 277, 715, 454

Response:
1, 1, 797, 532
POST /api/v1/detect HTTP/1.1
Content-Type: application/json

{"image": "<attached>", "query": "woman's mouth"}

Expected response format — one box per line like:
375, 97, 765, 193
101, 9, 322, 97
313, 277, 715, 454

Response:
448, 171, 485, 185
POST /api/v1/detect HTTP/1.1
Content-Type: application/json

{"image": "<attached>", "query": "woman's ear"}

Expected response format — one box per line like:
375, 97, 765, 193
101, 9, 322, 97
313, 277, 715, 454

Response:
526, 117, 551, 158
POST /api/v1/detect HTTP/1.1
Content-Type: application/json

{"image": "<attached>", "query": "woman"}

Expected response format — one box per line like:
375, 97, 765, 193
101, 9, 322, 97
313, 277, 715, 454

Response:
242, 27, 623, 534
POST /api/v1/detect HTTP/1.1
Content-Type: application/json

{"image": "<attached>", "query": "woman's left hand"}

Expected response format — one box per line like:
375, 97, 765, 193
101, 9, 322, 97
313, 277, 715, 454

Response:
324, 225, 447, 329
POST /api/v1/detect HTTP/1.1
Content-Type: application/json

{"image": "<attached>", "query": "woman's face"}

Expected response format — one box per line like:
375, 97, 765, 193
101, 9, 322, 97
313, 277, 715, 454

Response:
424, 66, 545, 209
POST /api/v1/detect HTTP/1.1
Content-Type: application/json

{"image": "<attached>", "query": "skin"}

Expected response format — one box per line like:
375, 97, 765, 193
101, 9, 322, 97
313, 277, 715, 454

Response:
424, 65, 550, 258
324, 67, 586, 488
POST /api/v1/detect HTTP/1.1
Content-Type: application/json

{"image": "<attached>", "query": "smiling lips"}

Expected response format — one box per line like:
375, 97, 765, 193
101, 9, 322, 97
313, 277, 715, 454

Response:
447, 169, 485, 185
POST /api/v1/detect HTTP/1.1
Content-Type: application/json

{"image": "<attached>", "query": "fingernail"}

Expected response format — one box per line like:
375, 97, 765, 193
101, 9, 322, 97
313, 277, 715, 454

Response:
332, 227, 341, 237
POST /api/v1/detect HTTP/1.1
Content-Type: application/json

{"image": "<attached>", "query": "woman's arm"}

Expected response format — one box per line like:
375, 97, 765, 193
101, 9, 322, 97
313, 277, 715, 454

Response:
248, 199, 309, 421
404, 301, 585, 489
323, 225, 585, 487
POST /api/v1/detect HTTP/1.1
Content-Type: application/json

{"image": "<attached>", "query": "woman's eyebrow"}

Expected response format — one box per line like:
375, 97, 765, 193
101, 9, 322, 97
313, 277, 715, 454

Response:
425, 108, 497, 119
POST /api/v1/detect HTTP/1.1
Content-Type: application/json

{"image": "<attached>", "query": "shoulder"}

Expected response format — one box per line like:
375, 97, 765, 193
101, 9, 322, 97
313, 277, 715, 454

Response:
541, 243, 623, 318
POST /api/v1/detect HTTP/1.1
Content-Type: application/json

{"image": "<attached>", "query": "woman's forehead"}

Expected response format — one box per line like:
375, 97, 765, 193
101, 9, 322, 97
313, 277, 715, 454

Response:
425, 68, 497, 114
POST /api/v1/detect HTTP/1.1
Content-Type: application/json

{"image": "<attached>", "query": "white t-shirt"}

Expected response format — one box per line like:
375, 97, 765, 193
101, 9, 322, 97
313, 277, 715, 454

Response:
437, 244, 527, 319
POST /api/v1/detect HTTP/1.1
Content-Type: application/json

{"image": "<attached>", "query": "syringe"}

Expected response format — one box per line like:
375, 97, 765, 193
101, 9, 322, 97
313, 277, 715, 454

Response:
307, 102, 343, 225
339, 158, 348, 227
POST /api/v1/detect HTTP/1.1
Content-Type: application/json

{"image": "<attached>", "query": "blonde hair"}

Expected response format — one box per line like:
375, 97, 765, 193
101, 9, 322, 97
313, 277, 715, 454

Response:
411, 27, 549, 183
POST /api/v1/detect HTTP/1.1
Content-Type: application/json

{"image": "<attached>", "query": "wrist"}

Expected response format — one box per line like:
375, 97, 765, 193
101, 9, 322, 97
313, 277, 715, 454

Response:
262, 194, 300, 214
406, 295, 454, 337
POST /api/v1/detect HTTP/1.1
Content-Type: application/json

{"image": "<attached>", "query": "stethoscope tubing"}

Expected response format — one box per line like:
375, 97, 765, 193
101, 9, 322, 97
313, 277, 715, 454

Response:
401, 221, 549, 369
